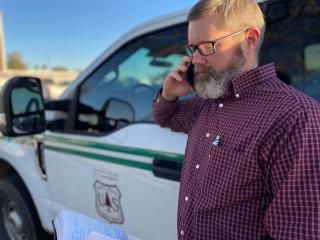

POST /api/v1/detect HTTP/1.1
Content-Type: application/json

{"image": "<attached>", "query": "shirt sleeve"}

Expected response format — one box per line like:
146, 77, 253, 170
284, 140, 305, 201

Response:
260, 104, 320, 239
152, 89, 203, 134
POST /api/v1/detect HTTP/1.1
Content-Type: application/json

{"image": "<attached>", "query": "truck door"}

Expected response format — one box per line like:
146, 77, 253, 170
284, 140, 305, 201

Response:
44, 23, 189, 240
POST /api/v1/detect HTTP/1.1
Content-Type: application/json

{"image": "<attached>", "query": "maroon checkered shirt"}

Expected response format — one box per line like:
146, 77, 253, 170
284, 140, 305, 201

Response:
153, 64, 320, 240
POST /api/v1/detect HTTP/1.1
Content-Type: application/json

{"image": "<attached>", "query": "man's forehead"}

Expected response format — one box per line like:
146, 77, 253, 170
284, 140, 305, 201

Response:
188, 15, 228, 44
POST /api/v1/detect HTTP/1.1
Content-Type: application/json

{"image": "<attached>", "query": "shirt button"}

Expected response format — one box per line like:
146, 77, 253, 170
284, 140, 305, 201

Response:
156, 98, 160, 102
185, 196, 189, 202
180, 230, 184, 236
206, 133, 210, 138
196, 164, 200, 169
235, 93, 240, 98
219, 103, 224, 108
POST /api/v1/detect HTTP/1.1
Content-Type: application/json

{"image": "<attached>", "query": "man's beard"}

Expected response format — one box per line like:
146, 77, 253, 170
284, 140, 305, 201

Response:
194, 46, 246, 99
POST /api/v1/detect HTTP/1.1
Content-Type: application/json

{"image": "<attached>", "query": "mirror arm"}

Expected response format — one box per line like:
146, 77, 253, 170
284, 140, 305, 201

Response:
45, 99, 71, 111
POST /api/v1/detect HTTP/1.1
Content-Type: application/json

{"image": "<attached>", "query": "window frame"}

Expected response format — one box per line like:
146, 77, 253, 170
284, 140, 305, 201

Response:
63, 23, 188, 136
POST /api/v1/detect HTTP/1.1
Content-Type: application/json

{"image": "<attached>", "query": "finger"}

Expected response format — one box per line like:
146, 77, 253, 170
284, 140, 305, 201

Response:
176, 64, 188, 73
171, 71, 183, 82
181, 56, 192, 66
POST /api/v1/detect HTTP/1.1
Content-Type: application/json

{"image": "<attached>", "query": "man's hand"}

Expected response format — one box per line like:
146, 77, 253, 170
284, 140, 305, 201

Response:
162, 56, 194, 101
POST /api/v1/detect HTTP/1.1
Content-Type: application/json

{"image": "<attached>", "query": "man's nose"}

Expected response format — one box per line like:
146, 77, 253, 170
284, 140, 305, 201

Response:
192, 50, 206, 65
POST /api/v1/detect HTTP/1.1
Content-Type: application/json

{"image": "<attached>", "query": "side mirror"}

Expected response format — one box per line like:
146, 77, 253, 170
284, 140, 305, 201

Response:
103, 98, 135, 129
0, 77, 46, 136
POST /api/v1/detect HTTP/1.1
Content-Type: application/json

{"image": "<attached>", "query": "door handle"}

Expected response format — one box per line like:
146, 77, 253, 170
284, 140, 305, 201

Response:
33, 135, 47, 180
152, 158, 182, 182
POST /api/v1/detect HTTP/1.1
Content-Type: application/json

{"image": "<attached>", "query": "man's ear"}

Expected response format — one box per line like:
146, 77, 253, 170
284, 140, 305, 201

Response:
245, 27, 261, 54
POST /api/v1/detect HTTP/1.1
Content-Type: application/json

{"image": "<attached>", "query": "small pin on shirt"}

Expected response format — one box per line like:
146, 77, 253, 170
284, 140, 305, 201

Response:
213, 135, 221, 146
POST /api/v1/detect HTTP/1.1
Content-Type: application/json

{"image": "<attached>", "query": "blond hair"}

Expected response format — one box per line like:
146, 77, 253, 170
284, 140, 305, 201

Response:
188, 0, 265, 54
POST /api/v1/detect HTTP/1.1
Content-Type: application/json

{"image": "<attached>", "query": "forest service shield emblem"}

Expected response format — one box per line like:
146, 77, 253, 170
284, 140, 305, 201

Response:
94, 180, 124, 224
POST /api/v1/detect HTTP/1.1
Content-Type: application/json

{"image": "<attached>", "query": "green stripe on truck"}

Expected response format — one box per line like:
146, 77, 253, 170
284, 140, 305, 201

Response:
45, 135, 184, 163
44, 145, 153, 171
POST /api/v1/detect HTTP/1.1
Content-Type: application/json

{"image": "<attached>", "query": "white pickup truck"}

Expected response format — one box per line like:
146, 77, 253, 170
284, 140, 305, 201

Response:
0, 0, 319, 239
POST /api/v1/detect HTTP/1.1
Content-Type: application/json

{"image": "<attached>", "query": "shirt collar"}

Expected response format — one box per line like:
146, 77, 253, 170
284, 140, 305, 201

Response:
224, 63, 277, 99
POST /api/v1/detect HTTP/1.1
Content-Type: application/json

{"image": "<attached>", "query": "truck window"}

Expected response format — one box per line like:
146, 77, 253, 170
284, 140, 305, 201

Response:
74, 24, 188, 134
260, 0, 320, 102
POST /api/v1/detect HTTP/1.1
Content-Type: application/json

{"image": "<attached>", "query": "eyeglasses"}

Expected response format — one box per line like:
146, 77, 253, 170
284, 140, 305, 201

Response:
184, 28, 249, 57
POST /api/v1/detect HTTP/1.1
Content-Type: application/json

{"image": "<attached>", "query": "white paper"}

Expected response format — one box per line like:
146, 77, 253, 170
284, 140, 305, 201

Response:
53, 209, 128, 240
87, 231, 116, 240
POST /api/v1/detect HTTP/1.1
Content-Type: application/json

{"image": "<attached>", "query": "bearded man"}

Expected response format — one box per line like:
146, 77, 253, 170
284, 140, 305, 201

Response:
152, 0, 320, 239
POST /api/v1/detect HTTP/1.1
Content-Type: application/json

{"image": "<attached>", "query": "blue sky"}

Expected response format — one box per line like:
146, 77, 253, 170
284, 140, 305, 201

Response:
0, 0, 197, 71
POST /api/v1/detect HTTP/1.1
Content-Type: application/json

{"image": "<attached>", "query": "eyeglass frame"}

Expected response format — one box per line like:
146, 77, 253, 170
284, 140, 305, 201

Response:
184, 28, 249, 57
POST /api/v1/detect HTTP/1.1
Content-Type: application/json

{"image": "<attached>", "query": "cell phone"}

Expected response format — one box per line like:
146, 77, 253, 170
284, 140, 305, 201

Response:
184, 62, 195, 89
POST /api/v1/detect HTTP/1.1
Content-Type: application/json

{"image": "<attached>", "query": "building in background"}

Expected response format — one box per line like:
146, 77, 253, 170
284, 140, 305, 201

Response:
0, 12, 6, 72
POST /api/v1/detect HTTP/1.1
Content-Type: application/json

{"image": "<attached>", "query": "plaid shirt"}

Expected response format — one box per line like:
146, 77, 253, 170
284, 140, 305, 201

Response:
153, 64, 320, 240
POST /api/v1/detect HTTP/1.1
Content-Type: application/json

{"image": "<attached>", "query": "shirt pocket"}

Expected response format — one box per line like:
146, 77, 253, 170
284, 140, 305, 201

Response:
197, 146, 265, 211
